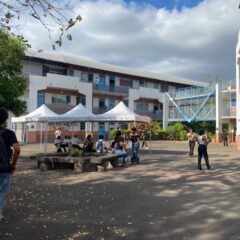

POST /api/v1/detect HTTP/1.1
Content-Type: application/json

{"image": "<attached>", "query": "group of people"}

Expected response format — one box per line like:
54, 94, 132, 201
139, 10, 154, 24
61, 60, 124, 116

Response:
53, 127, 147, 166
111, 127, 142, 166
187, 128, 211, 170
54, 128, 97, 153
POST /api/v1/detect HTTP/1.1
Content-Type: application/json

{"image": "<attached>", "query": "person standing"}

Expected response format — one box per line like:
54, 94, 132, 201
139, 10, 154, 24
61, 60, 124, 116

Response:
141, 131, 148, 148
0, 108, 20, 230
222, 131, 228, 146
55, 127, 62, 141
197, 130, 211, 170
187, 129, 196, 156
130, 127, 140, 164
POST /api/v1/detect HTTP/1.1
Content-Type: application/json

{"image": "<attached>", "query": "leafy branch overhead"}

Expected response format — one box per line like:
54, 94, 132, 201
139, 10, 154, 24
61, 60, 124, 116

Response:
0, 0, 82, 49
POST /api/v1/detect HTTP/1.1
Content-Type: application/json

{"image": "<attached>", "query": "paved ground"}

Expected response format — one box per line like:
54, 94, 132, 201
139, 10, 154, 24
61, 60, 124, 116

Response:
1, 141, 240, 240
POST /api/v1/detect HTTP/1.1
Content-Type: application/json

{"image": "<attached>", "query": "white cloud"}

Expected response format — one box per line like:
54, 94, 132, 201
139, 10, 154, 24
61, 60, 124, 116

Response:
19, 0, 240, 81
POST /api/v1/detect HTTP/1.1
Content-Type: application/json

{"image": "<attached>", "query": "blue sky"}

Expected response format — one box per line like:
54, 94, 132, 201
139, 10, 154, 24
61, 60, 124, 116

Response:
124, 0, 204, 10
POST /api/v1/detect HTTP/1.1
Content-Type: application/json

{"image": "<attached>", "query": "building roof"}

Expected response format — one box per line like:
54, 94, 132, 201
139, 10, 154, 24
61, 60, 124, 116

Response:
25, 49, 208, 87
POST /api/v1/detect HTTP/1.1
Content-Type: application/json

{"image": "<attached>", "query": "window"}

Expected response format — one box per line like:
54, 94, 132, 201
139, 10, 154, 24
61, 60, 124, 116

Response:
76, 96, 86, 106
139, 81, 145, 87
154, 83, 160, 89
68, 69, 74, 76
120, 79, 132, 87
136, 103, 148, 111
80, 122, 85, 130
231, 99, 236, 107
99, 98, 105, 109
52, 95, 66, 104
161, 84, 169, 92
81, 72, 93, 82
66, 96, 71, 105
37, 91, 45, 108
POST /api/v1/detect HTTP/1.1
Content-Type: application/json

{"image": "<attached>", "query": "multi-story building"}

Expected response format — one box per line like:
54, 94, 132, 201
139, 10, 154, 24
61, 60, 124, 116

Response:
20, 49, 208, 142
18, 47, 238, 144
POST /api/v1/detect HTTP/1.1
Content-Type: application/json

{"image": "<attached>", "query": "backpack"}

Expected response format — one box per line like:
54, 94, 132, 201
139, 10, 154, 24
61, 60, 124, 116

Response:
96, 140, 104, 153
0, 129, 10, 172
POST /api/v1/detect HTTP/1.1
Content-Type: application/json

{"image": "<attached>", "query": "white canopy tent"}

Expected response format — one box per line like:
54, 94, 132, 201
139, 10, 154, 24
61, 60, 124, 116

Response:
45, 103, 95, 122
94, 101, 151, 123
11, 104, 59, 151
11, 104, 58, 123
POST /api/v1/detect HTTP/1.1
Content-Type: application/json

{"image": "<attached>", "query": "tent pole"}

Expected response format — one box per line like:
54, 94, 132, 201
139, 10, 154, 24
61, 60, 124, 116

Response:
44, 122, 48, 154
149, 123, 152, 155
40, 122, 43, 150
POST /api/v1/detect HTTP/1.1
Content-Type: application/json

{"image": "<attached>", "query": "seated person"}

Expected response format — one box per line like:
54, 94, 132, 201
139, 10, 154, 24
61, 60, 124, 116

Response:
54, 136, 67, 152
114, 139, 129, 166
111, 130, 122, 153
83, 135, 95, 152
71, 135, 81, 150
96, 135, 108, 153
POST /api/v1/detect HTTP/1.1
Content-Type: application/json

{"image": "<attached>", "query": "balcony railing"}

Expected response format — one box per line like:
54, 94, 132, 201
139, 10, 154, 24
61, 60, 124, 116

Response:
92, 83, 130, 95
222, 107, 236, 117
135, 110, 163, 121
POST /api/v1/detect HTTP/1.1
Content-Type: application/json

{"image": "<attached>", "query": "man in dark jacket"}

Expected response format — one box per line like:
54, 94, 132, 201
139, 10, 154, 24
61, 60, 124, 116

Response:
222, 131, 228, 146
0, 108, 20, 232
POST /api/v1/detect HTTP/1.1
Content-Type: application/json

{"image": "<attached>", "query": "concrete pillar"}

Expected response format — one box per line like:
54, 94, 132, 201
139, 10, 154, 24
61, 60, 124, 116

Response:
236, 30, 240, 150
163, 93, 169, 130
215, 83, 222, 143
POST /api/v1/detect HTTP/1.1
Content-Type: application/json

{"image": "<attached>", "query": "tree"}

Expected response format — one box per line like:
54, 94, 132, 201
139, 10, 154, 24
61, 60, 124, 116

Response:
0, 30, 27, 115
0, 0, 82, 49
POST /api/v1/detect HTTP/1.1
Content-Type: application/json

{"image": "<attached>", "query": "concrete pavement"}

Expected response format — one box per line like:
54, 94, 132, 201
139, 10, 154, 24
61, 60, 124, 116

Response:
1, 141, 240, 240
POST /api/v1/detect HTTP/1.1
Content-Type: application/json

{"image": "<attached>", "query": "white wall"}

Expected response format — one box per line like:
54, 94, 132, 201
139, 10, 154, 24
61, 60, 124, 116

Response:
28, 73, 92, 112
129, 87, 164, 110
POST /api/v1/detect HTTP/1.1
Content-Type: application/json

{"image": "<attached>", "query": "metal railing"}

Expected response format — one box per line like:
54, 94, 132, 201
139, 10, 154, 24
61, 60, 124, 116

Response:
92, 83, 131, 95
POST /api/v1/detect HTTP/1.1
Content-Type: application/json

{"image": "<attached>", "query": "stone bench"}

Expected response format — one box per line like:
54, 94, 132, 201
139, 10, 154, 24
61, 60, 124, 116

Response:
37, 156, 92, 173
36, 153, 125, 173
90, 153, 124, 172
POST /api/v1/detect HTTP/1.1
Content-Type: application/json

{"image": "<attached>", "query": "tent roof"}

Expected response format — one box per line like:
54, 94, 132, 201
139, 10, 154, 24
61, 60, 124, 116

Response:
47, 104, 95, 122
95, 101, 150, 123
12, 104, 58, 123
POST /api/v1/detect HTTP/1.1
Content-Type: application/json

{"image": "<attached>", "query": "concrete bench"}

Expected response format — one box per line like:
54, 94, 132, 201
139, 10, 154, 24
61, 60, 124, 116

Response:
90, 153, 124, 172
37, 156, 92, 173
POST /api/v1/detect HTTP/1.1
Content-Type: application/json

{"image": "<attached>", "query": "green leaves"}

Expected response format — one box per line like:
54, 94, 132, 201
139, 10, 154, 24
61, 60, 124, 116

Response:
0, 30, 27, 115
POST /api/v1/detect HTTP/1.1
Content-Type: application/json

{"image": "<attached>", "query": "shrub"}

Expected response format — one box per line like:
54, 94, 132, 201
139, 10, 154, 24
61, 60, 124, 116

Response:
71, 148, 83, 157
166, 122, 187, 141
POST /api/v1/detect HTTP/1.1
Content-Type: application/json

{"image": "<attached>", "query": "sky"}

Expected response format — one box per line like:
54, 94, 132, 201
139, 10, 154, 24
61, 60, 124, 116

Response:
123, 0, 204, 10
20, 0, 240, 82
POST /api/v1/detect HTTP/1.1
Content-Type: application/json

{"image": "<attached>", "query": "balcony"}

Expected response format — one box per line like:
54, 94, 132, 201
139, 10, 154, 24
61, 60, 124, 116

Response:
92, 83, 130, 95
222, 107, 236, 118
135, 110, 163, 121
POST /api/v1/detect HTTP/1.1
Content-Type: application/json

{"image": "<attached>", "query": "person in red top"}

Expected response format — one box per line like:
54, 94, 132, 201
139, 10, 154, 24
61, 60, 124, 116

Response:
0, 108, 20, 235
187, 128, 196, 157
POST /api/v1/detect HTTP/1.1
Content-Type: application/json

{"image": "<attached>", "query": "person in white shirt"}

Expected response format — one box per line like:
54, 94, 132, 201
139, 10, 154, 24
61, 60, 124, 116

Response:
55, 128, 62, 140
197, 130, 211, 170
187, 129, 196, 156
71, 135, 81, 150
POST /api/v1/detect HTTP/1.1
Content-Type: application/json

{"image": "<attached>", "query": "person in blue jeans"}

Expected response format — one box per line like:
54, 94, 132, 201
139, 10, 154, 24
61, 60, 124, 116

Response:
114, 138, 129, 166
0, 108, 20, 234
130, 127, 140, 164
